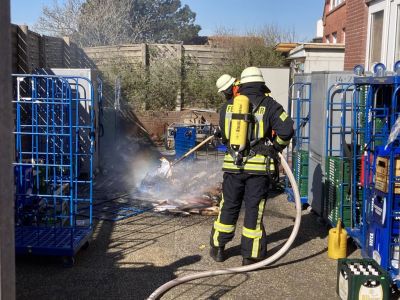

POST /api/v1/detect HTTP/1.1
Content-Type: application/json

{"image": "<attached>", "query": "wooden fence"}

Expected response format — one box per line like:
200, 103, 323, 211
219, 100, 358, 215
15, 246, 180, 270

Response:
11, 24, 228, 73
11, 25, 93, 73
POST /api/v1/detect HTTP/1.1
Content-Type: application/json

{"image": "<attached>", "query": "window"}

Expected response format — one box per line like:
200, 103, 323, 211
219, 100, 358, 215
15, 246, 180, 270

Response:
396, 5, 400, 62
370, 10, 384, 64
342, 28, 345, 43
332, 32, 337, 44
330, 0, 344, 11
326, 35, 330, 44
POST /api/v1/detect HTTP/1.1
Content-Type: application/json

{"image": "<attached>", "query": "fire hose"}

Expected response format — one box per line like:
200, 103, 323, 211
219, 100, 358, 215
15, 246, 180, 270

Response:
147, 151, 302, 300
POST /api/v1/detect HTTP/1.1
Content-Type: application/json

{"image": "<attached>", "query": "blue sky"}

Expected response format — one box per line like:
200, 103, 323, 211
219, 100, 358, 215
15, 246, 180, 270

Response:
11, 0, 324, 40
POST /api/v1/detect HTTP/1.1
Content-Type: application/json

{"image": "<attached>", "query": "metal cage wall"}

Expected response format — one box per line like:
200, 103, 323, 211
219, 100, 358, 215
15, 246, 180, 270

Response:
354, 74, 400, 286
286, 81, 312, 204
13, 74, 95, 264
324, 83, 355, 228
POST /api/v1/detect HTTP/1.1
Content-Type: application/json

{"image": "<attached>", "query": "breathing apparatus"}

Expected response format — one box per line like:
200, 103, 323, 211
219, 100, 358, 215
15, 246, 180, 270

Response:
228, 95, 251, 165
228, 94, 275, 172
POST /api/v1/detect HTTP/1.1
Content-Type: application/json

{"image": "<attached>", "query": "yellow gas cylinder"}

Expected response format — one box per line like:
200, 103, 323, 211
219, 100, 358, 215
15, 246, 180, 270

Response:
229, 95, 250, 153
328, 219, 348, 259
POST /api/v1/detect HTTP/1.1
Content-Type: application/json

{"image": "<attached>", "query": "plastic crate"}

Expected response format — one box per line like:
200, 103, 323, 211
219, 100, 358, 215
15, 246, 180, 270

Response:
293, 150, 309, 177
292, 150, 309, 198
368, 190, 400, 227
336, 258, 390, 300
326, 180, 352, 227
366, 222, 391, 270
326, 156, 351, 184
175, 127, 196, 160
328, 203, 352, 228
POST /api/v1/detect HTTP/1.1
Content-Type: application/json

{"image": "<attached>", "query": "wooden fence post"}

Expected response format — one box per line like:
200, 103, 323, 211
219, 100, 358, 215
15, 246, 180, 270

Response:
18, 25, 30, 73
175, 43, 183, 111
142, 43, 149, 110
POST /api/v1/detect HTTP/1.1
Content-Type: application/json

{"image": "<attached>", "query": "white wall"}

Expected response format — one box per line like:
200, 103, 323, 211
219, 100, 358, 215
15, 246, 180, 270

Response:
316, 19, 324, 38
260, 68, 290, 111
288, 46, 345, 75
304, 52, 345, 73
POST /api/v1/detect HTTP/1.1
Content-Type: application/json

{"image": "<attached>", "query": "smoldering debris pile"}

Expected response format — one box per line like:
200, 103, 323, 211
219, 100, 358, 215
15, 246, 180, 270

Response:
134, 160, 223, 216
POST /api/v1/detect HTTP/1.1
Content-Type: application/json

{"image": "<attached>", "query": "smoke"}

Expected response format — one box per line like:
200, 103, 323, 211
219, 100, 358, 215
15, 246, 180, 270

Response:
97, 108, 223, 209
133, 158, 223, 207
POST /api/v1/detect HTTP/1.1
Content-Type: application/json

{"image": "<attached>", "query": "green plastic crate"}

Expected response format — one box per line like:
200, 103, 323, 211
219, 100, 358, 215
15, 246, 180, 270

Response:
326, 157, 350, 184
293, 150, 309, 197
337, 258, 390, 300
374, 118, 386, 147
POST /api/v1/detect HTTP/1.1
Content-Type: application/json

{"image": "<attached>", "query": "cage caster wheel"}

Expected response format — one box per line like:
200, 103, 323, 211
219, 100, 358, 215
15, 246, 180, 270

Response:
82, 241, 90, 250
62, 256, 75, 268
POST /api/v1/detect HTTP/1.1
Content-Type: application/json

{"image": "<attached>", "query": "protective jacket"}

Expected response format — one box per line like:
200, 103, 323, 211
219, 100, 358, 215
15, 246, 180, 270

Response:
219, 83, 294, 175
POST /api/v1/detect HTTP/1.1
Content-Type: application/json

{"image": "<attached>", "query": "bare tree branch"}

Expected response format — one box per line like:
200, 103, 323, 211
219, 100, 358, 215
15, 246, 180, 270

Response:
34, 0, 201, 46
34, 0, 84, 38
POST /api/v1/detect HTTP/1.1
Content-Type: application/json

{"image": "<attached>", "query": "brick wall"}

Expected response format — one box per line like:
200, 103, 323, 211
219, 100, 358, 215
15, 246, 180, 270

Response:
135, 110, 219, 138
323, 1, 347, 43
344, 0, 368, 70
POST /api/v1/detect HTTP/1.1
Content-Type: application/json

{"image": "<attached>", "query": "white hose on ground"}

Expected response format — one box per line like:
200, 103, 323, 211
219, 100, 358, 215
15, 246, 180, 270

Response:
147, 152, 302, 300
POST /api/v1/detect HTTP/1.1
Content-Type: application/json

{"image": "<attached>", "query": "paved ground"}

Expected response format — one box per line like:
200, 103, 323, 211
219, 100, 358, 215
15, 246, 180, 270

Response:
15, 141, 400, 300
17, 191, 369, 300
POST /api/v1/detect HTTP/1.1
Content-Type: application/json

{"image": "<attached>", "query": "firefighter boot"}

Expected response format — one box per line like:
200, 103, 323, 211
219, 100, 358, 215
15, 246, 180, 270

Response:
242, 257, 264, 266
209, 246, 225, 262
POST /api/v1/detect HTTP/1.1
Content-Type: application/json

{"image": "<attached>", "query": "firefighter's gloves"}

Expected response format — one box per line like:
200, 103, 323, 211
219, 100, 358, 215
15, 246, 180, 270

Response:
252, 143, 278, 160
213, 127, 222, 138
272, 139, 286, 153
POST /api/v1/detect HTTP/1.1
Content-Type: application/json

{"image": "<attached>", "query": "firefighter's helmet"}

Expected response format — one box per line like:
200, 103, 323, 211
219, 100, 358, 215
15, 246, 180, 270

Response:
240, 67, 265, 84
216, 74, 236, 93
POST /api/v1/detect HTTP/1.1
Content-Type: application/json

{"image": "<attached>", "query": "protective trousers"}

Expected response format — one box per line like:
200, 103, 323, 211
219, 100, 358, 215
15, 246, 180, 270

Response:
210, 172, 269, 259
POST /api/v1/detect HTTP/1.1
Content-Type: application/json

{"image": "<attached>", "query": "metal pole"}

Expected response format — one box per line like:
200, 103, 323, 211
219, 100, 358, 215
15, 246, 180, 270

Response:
0, 0, 16, 298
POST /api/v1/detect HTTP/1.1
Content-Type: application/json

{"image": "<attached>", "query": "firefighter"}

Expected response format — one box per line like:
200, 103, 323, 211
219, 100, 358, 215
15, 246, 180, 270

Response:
214, 74, 240, 142
210, 66, 294, 265
216, 74, 240, 101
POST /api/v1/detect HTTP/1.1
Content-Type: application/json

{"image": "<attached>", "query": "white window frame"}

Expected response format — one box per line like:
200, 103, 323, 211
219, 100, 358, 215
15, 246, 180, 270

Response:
365, 0, 389, 70
326, 35, 330, 44
330, 0, 344, 11
332, 32, 337, 44
342, 28, 345, 43
387, 0, 400, 69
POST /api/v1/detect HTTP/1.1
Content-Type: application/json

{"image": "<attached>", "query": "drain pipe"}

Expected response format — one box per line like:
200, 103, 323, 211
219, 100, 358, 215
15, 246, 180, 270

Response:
148, 152, 302, 300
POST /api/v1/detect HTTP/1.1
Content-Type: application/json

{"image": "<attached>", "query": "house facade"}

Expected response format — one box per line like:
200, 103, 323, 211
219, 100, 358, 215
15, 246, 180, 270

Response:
365, 0, 400, 70
282, 0, 400, 74
322, 0, 369, 70
323, 0, 400, 71
344, 0, 369, 70
323, 0, 347, 44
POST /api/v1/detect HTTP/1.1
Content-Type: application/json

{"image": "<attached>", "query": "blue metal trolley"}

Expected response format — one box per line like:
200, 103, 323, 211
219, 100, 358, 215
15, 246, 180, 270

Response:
325, 82, 355, 229
354, 64, 400, 287
13, 74, 95, 265
286, 81, 312, 204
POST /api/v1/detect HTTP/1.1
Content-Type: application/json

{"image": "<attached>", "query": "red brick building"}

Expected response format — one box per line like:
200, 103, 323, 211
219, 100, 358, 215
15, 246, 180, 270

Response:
322, 0, 368, 70
323, 0, 347, 44
343, 0, 368, 70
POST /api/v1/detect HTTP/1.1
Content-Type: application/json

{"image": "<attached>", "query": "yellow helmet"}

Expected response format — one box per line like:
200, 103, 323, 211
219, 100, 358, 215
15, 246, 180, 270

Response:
216, 74, 236, 93
240, 67, 265, 84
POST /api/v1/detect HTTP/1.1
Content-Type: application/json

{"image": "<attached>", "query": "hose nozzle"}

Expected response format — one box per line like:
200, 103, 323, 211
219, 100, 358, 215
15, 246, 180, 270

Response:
233, 152, 244, 166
